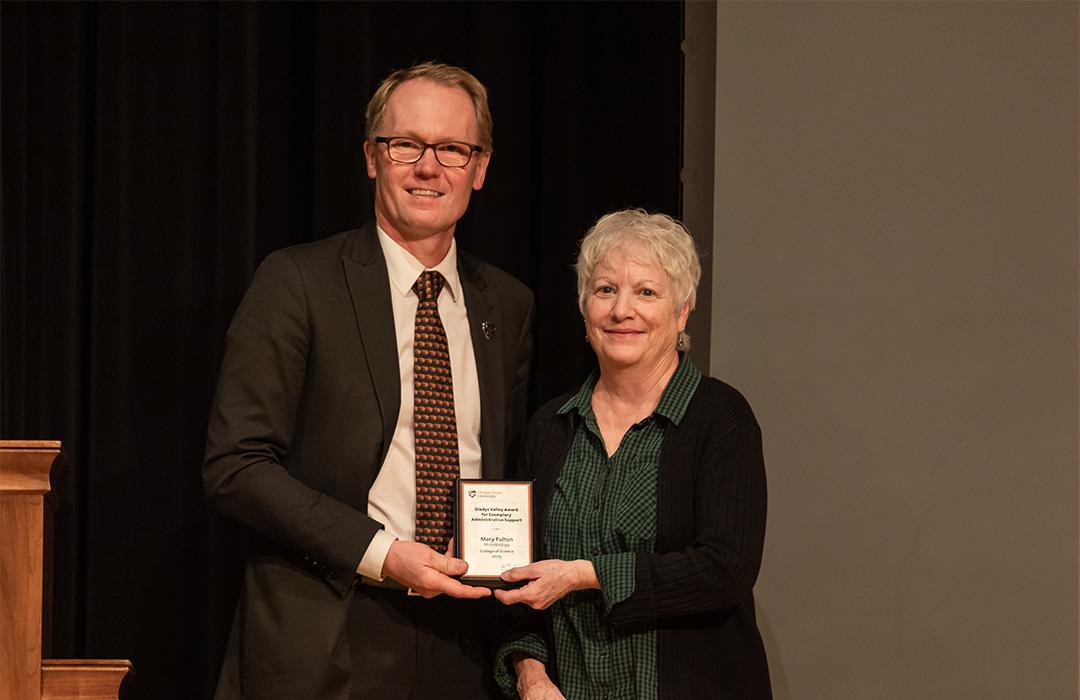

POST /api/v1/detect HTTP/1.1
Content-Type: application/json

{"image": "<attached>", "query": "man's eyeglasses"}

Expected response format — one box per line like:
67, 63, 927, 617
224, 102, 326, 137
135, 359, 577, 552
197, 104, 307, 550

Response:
374, 136, 483, 168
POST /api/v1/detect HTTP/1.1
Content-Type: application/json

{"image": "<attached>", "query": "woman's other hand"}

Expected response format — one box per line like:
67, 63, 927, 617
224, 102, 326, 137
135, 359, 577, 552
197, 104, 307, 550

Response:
494, 559, 599, 609
514, 655, 566, 700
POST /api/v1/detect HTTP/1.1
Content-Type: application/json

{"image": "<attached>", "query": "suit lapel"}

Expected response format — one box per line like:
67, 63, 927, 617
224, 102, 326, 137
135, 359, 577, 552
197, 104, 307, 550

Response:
342, 223, 400, 468
340, 228, 506, 479
459, 253, 506, 479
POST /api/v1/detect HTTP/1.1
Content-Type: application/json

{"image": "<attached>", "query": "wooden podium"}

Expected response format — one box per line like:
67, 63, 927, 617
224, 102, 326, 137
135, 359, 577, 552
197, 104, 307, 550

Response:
0, 441, 131, 699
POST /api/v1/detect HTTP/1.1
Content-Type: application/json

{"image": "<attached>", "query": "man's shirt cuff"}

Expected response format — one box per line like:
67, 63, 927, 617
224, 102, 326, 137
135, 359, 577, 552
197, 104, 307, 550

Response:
356, 529, 396, 580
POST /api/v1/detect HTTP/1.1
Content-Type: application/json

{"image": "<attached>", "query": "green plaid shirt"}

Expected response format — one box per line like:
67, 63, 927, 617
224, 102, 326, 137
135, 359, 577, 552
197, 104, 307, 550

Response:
497, 355, 701, 699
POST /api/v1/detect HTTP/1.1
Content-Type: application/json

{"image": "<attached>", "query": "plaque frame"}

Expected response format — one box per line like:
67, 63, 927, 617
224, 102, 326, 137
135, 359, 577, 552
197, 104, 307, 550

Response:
453, 479, 534, 588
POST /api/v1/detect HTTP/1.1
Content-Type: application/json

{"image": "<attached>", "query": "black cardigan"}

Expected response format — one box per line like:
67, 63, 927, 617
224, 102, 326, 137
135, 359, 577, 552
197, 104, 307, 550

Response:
512, 376, 773, 699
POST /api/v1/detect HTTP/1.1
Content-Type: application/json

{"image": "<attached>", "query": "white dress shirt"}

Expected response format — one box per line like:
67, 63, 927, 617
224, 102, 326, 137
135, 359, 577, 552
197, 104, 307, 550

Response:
356, 227, 482, 580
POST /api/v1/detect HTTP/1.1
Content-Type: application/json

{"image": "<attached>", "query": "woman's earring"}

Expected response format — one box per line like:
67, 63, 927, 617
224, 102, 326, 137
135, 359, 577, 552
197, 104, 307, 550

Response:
676, 331, 687, 351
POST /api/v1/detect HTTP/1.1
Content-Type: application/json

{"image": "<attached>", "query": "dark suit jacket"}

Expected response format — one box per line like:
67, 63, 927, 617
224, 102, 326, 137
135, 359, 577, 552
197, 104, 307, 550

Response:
204, 222, 534, 699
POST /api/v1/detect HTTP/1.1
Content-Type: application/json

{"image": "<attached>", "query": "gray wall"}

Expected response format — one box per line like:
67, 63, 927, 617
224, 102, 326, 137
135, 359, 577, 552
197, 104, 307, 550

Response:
683, 0, 718, 370
706, 2, 1079, 698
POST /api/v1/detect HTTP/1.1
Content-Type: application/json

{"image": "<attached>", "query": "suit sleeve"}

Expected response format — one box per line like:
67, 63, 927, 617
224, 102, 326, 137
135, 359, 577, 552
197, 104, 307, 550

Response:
203, 250, 380, 597
609, 406, 768, 627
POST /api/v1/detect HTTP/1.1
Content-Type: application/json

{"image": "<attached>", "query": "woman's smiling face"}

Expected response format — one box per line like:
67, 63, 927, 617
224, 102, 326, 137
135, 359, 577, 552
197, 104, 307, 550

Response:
585, 244, 688, 371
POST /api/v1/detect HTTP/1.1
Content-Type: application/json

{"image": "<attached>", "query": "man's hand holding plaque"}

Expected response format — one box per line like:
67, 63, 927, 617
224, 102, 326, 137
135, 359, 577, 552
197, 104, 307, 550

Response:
454, 479, 534, 587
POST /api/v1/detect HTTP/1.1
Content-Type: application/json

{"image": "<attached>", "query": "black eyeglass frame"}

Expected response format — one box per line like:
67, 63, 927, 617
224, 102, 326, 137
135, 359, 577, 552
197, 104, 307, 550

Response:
374, 136, 484, 167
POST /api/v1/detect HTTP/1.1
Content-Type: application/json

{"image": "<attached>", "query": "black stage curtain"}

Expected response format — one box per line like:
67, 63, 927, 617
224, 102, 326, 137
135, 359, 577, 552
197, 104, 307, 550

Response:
1, 2, 682, 697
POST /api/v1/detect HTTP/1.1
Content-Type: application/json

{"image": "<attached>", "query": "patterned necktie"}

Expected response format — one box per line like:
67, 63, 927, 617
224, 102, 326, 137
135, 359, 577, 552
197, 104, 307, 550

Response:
412, 270, 459, 554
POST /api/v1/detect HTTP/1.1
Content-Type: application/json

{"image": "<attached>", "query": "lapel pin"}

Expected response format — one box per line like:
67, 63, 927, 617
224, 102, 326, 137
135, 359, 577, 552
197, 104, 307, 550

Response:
481, 321, 496, 340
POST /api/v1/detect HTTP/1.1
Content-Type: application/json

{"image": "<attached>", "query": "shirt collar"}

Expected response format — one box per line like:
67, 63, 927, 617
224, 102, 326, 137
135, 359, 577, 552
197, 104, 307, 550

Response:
557, 353, 702, 426
376, 225, 462, 303
652, 353, 701, 425
558, 370, 599, 417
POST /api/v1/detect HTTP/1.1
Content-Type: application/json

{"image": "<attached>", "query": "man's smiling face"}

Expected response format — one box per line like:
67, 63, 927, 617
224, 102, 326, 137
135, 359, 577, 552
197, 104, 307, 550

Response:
363, 78, 490, 249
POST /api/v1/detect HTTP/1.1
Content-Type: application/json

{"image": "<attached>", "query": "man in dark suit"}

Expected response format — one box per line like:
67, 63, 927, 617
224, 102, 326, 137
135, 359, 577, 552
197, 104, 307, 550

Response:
204, 62, 533, 700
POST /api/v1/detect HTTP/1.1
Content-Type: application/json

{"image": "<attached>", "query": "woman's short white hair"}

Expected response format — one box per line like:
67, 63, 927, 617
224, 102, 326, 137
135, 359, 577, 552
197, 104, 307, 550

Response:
575, 208, 702, 319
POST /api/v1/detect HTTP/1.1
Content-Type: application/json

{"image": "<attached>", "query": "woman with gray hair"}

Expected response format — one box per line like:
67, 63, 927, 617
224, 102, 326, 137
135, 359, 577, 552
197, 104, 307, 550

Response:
493, 209, 772, 699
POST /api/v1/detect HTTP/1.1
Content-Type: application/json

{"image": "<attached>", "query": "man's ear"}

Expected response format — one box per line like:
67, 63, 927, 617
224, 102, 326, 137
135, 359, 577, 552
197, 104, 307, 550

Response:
363, 140, 378, 180
470, 152, 492, 191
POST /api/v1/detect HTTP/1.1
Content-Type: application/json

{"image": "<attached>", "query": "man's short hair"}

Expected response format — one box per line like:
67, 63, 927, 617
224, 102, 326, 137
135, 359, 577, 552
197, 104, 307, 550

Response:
365, 62, 493, 153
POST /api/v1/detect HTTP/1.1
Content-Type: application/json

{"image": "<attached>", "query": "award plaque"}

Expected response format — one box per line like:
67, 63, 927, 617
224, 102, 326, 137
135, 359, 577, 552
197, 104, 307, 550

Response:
454, 479, 534, 587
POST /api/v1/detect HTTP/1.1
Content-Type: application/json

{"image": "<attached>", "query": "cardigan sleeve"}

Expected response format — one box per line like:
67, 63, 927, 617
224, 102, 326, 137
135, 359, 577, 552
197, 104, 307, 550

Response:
492, 396, 572, 697
608, 384, 768, 627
